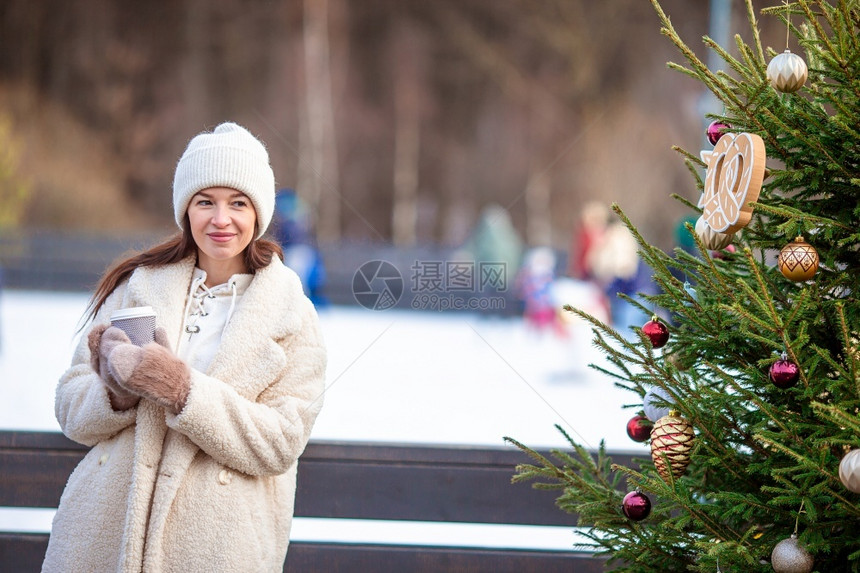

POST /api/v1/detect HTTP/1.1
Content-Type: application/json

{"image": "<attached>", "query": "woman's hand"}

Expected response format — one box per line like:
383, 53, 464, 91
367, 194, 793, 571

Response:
88, 325, 140, 410
107, 328, 191, 415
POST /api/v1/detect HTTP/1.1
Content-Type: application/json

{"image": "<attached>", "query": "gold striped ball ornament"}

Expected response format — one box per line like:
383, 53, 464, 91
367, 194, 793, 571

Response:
778, 236, 819, 281
767, 49, 808, 93
650, 410, 695, 484
839, 449, 860, 493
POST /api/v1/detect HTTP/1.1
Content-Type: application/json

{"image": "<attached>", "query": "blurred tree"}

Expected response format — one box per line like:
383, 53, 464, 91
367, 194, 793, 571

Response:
0, 114, 31, 228
303, 0, 342, 243
0, 0, 732, 248
390, 15, 428, 247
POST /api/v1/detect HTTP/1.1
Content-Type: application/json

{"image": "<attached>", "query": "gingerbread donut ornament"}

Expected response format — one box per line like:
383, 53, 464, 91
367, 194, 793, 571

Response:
698, 132, 767, 234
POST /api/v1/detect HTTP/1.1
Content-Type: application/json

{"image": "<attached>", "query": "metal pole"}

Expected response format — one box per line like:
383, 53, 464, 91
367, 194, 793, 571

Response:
700, 0, 733, 140
708, 0, 732, 72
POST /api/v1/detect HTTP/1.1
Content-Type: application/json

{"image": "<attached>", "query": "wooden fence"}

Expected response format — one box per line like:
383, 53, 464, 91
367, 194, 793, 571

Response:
0, 431, 638, 572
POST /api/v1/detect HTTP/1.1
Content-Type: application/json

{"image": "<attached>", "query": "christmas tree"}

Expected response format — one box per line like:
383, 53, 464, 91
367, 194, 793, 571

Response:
506, 1, 860, 571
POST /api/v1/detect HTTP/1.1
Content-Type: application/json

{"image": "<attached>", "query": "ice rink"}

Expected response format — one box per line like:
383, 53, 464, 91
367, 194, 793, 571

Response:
1, 289, 641, 451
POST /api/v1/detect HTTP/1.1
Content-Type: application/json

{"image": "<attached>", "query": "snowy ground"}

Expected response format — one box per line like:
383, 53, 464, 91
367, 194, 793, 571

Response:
1, 289, 642, 451
0, 288, 645, 549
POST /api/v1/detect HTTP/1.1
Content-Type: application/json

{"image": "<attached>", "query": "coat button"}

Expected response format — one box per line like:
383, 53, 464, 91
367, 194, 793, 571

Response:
218, 469, 232, 485
99, 454, 109, 465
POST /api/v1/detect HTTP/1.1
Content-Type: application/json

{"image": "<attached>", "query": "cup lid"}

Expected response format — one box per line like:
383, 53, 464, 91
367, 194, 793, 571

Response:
110, 306, 156, 321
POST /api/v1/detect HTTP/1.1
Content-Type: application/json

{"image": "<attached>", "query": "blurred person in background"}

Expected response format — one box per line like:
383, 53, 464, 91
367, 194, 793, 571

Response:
588, 220, 653, 332
272, 188, 328, 308
515, 246, 564, 335
0, 264, 3, 354
568, 200, 610, 282
461, 203, 524, 276
455, 203, 524, 315
43, 122, 327, 573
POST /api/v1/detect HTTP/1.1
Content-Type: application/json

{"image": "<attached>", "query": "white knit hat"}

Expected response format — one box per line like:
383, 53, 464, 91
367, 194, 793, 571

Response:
173, 122, 275, 239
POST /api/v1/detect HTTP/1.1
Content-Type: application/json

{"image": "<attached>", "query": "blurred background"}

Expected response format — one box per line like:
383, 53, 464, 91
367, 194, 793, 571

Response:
0, 0, 789, 445
0, 0, 786, 296
0, 2, 801, 550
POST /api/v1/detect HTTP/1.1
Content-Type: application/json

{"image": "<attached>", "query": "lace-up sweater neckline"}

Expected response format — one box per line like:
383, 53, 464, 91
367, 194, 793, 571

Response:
177, 267, 253, 372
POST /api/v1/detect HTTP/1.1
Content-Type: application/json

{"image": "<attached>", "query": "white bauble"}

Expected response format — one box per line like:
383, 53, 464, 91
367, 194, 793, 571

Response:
643, 386, 674, 422
839, 448, 860, 493
767, 50, 808, 93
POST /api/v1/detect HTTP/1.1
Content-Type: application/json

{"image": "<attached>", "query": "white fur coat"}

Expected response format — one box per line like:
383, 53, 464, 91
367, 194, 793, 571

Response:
43, 256, 326, 573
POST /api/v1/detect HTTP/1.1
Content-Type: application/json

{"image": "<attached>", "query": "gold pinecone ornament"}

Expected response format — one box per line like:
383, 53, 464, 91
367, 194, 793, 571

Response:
651, 410, 695, 483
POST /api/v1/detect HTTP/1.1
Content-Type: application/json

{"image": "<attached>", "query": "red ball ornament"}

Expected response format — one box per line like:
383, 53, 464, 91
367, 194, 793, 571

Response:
770, 354, 800, 389
642, 318, 670, 348
706, 120, 730, 145
622, 491, 651, 521
626, 415, 654, 443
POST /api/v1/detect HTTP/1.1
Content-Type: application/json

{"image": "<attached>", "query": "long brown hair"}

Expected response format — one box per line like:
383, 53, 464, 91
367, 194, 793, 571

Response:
84, 220, 283, 324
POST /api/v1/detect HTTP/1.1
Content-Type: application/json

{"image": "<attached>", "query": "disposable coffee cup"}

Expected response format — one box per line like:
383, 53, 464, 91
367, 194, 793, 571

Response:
110, 306, 157, 346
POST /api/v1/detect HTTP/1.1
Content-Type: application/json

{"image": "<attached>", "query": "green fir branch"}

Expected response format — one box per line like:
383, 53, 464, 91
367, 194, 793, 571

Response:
797, 0, 846, 67
752, 201, 852, 231
811, 402, 860, 435
743, 0, 766, 63
650, 0, 746, 111
703, 37, 757, 85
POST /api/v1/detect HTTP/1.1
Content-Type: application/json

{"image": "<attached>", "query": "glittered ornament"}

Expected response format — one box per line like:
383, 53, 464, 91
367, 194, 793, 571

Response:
695, 215, 733, 251
706, 120, 731, 145
771, 534, 814, 573
778, 236, 819, 281
643, 386, 674, 422
650, 411, 695, 483
626, 414, 654, 443
838, 449, 860, 493
767, 50, 808, 93
642, 317, 670, 348
621, 491, 651, 521
769, 354, 800, 389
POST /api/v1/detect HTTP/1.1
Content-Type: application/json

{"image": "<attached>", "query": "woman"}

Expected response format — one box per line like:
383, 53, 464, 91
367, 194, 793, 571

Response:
42, 122, 327, 573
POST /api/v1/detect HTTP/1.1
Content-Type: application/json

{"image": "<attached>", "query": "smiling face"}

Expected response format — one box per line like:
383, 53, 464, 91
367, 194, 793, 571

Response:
187, 187, 257, 283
